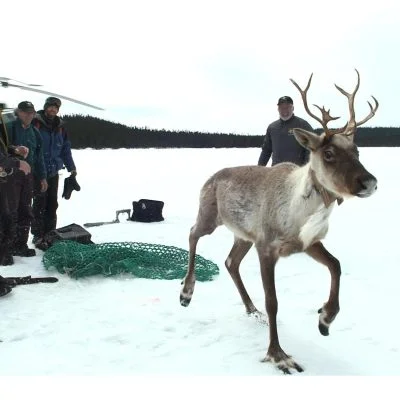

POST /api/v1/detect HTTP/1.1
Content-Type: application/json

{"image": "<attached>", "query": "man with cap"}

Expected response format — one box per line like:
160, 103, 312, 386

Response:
0, 120, 31, 265
31, 97, 77, 250
258, 96, 314, 167
5, 101, 47, 257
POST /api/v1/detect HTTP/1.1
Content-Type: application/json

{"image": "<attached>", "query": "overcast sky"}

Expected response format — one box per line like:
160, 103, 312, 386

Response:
2, 0, 398, 134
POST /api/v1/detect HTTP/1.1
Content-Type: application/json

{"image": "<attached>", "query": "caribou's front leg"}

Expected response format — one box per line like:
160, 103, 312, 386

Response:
306, 241, 341, 336
257, 245, 304, 374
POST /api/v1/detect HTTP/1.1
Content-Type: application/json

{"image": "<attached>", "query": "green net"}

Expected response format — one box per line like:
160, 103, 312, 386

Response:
42, 241, 219, 281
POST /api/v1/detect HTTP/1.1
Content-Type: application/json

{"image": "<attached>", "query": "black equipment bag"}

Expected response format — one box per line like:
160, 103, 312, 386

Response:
45, 223, 94, 246
130, 199, 164, 223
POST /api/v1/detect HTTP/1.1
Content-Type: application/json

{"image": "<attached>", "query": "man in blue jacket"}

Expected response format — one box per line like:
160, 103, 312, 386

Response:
32, 97, 77, 250
6, 101, 47, 257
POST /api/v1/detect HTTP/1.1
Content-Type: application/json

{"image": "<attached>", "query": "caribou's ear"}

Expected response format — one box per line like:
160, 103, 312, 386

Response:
290, 128, 323, 151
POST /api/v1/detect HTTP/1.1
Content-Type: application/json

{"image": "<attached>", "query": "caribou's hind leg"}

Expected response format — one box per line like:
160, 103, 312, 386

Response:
180, 189, 219, 307
225, 237, 263, 317
305, 241, 341, 336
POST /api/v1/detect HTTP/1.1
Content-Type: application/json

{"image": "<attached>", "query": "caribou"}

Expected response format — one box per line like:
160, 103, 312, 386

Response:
179, 69, 379, 374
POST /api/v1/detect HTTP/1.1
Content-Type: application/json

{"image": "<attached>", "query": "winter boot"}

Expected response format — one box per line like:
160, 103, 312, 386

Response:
0, 244, 14, 266
34, 237, 50, 251
13, 226, 36, 257
1, 253, 14, 266
13, 245, 36, 257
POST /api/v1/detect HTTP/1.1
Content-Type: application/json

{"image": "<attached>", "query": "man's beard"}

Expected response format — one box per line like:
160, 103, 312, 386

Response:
280, 113, 293, 121
45, 112, 55, 120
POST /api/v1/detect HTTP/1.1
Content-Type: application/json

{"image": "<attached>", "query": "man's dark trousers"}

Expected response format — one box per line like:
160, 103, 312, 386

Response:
32, 174, 59, 239
0, 179, 17, 264
7, 172, 34, 250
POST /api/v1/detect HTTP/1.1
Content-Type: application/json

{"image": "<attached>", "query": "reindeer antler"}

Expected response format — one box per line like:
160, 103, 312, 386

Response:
291, 70, 379, 139
334, 69, 379, 136
290, 74, 340, 137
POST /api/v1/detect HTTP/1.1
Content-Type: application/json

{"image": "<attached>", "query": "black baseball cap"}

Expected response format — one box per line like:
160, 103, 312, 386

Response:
277, 96, 293, 105
44, 96, 62, 109
17, 101, 36, 112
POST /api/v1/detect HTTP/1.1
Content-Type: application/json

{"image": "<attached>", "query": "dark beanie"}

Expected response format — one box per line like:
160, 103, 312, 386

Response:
44, 97, 62, 110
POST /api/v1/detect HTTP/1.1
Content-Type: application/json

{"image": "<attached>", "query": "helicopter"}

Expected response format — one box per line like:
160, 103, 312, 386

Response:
0, 77, 104, 124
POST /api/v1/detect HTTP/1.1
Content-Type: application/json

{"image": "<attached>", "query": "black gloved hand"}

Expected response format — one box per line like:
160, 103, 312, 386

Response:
0, 284, 13, 297
0, 275, 15, 297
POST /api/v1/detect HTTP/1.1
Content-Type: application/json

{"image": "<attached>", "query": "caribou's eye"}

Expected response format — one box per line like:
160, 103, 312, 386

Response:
324, 150, 334, 161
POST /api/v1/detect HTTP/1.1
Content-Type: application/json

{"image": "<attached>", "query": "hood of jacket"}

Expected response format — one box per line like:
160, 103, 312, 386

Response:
35, 110, 66, 130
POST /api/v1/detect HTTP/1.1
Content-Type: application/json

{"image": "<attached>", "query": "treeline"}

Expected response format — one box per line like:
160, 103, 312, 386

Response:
62, 114, 400, 149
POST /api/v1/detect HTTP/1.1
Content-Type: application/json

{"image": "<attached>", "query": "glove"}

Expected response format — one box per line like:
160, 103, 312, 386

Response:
0, 283, 13, 297
0, 275, 15, 297
62, 174, 81, 200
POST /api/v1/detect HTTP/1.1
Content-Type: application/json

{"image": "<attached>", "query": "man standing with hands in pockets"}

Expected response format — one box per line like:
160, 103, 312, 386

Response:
6, 101, 47, 257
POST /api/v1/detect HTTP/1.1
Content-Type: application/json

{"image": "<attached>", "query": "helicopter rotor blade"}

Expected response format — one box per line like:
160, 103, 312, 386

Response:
0, 77, 42, 87
2, 82, 104, 110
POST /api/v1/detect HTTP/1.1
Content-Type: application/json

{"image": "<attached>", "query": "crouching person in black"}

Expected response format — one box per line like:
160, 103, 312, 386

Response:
31, 97, 77, 251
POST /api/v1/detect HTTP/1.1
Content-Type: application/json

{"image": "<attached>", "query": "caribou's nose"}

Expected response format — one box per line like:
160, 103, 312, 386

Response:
356, 174, 378, 198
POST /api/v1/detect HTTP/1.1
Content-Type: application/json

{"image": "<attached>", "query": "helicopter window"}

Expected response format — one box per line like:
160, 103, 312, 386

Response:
0, 110, 17, 124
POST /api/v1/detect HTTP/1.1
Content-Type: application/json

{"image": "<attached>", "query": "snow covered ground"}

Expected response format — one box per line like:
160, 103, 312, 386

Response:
1, 148, 399, 385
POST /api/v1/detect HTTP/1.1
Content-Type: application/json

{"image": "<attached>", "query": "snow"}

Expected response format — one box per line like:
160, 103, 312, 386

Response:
0, 147, 399, 384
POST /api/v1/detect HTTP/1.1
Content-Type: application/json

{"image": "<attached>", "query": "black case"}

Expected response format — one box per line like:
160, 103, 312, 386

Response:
46, 223, 94, 245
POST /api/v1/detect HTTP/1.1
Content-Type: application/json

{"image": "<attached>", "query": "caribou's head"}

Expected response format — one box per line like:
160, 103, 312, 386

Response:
289, 69, 378, 200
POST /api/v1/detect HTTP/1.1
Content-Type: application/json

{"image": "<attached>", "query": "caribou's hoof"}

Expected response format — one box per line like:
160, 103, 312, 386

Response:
248, 310, 268, 325
262, 353, 304, 375
179, 294, 192, 307
180, 279, 195, 307
318, 306, 337, 336
318, 321, 330, 336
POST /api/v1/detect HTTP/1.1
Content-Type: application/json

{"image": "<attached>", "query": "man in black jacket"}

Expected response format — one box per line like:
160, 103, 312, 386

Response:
258, 96, 313, 167
0, 119, 31, 265
6, 101, 47, 257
